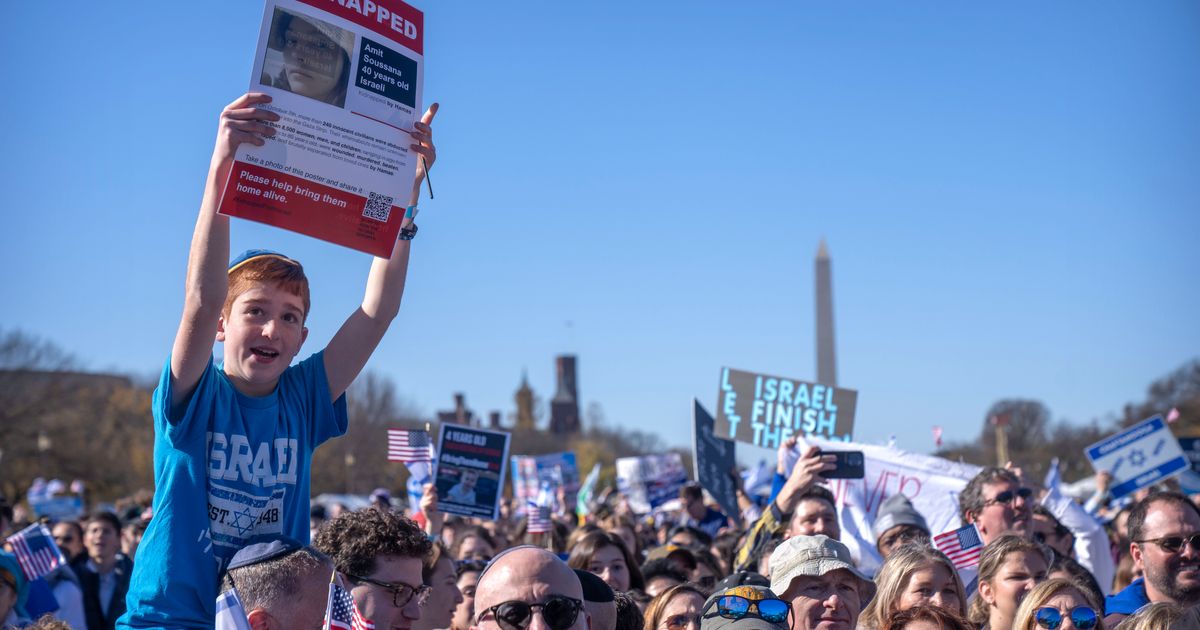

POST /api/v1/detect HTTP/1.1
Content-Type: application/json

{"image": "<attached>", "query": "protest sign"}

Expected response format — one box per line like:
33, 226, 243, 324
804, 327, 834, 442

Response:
435, 425, 510, 519
219, 0, 426, 257
692, 399, 740, 525
715, 367, 857, 448
511, 453, 579, 515
28, 496, 84, 520
1086, 415, 1187, 499
616, 454, 689, 515
790, 436, 981, 575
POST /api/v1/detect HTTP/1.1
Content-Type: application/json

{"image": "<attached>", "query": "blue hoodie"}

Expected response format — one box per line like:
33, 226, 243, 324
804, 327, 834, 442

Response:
1104, 577, 1149, 616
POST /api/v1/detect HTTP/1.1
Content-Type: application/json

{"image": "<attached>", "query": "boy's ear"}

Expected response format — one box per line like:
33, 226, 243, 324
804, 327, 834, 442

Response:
301, 326, 309, 348
216, 315, 227, 343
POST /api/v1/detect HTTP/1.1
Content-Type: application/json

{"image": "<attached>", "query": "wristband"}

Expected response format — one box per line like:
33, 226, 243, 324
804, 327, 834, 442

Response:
399, 223, 418, 241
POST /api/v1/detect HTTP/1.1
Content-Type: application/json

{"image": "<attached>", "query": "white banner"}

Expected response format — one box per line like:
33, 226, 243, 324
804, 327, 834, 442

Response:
792, 438, 982, 575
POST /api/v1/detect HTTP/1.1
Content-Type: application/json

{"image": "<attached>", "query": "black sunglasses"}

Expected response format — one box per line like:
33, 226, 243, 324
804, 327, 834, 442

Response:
1035, 606, 1098, 629
984, 487, 1033, 507
479, 595, 583, 630
1136, 533, 1200, 554
707, 595, 790, 624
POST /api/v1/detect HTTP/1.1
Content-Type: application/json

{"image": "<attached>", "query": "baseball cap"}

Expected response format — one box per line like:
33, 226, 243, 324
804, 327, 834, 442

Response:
768, 535, 875, 604
701, 585, 789, 630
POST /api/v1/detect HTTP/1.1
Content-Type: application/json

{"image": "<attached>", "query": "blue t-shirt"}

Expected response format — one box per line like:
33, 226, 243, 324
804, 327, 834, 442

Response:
119, 352, 347, 629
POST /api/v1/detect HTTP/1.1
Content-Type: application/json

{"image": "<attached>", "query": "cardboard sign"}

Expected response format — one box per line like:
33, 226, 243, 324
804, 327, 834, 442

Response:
692, 399, 740, 525
790, 436, 981, 575
715, 367, 857, 448
220, 0, 426, 257
435, 425, 510, 519
1086, 415, 1187, 499
511, 453, 580, 515
616, 454, 689, 515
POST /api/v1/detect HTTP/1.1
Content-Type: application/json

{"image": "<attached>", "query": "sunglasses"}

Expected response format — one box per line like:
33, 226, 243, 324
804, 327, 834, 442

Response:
983, 487, 1033, 507
708, 595, 790, 624
1136, 533, 1200, 554
1034, 606, 1098, 629
479, 595, 583, 630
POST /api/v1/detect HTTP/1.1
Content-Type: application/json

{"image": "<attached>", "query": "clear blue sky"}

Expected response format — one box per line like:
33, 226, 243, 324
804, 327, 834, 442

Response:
2, 2, 1197, 459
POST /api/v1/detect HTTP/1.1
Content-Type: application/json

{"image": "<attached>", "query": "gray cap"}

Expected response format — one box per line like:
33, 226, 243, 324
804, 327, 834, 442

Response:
768, 535, 875, 604
871, 493, 929, 540
700, 585, 789, 630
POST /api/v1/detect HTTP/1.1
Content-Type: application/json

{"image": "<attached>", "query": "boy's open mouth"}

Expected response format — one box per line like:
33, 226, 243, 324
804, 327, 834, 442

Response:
251, 347, 279, 359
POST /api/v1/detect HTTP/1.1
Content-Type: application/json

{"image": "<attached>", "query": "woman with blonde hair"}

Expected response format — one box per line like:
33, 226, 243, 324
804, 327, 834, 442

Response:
969, 535, 1051, 630
643, 584, 706, 630
859, 543, 967, 629
1011, 578, 1103, 630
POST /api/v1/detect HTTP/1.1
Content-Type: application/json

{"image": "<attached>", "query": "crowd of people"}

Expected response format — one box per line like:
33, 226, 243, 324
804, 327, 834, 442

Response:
6, 442, 1200, 629
2, 94, 1197, 630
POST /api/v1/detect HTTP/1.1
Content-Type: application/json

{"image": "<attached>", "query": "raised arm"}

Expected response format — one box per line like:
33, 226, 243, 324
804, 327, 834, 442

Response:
169, 93, 280, 413
324, 104, 438, 400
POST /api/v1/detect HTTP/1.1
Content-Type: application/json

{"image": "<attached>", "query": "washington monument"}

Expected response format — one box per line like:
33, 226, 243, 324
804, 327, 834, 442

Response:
815, 239, 837, 385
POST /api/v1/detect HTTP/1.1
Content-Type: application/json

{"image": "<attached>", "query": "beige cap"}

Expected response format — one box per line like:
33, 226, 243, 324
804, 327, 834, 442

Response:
768, 535, 875, 604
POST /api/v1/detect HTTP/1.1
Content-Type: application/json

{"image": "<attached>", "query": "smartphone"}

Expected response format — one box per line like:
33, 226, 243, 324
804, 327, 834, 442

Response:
821, 450, 865, 479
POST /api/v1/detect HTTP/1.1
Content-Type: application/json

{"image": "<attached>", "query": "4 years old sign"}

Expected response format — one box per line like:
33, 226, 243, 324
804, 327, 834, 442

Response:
715, 367, 857, 447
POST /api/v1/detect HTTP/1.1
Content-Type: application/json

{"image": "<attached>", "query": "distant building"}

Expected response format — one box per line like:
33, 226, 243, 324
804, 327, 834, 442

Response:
514, 370, 536, 431
549, 355, 580, 435
437, 392, 475, 426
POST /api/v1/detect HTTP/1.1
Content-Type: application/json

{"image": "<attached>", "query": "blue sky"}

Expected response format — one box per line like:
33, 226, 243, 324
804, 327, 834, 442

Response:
2, 2, 1197, 460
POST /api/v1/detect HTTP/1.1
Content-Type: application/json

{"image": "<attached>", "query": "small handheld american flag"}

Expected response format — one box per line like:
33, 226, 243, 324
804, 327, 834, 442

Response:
526, 500, 553, 534
324, 572, 374, 630
6, 522, 67, 580
388, 429, 434, 464
933, 524, 984, 569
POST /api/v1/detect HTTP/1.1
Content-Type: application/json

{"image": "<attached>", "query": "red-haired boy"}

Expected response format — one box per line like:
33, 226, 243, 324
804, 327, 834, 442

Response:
119, 92, 437, 628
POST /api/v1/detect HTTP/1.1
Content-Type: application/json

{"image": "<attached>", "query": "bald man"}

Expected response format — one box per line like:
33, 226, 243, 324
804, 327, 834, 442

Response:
472, 546, 591, 630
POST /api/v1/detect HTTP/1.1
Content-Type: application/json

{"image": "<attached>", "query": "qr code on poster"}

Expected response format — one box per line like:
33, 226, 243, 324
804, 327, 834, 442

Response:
362, 192, 393, 222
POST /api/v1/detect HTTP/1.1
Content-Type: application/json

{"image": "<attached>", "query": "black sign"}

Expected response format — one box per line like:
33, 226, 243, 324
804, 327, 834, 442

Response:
435, 425, 511, 520
693, 399, 740, 526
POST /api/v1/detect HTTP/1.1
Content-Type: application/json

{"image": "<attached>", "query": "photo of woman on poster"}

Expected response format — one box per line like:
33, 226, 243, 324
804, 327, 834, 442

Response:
261, 8, 354, 107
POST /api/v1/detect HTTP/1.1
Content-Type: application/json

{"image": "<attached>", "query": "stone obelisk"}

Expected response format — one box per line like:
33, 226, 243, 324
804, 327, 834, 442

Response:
815, 239, 837, 385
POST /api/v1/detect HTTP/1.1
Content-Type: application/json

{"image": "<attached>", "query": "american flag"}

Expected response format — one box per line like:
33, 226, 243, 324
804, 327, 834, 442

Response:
388, 429, 433, 463
6, 522, 67, 580
324, 576, 374, 630
527, 500, 552, 534
933, 524, 984, 569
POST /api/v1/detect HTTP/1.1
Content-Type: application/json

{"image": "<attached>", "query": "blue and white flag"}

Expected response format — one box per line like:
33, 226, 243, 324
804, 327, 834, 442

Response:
576, 463, 601, 517
215, 588, 252, 630
1044, 458, 1062, 493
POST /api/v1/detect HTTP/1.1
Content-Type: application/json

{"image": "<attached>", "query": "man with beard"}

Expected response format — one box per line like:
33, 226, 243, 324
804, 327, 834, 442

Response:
1104, 491, 1200, 626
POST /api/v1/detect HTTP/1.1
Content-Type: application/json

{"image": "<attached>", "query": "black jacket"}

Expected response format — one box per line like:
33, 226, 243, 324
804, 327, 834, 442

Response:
71, 554, 133, 630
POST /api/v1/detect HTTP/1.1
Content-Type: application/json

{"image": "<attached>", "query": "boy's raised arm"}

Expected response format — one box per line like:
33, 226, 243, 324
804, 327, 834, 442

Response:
323, 104, 438, 401
170, 93, 280, 411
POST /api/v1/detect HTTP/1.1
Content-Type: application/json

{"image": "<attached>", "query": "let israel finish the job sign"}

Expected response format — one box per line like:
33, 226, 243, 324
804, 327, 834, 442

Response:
715, 367, 858, 448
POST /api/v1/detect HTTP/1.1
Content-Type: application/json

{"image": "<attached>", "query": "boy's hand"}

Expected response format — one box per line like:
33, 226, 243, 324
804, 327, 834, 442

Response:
213, 93, 280, 164
407, 103, 438, 202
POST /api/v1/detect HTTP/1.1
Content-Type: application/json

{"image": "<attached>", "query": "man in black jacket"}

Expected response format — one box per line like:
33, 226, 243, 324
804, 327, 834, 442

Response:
72, 511, 133, 630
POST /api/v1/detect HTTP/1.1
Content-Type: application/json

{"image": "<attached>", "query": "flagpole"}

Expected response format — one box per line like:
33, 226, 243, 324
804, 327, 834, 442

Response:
324, 570, 337, 630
